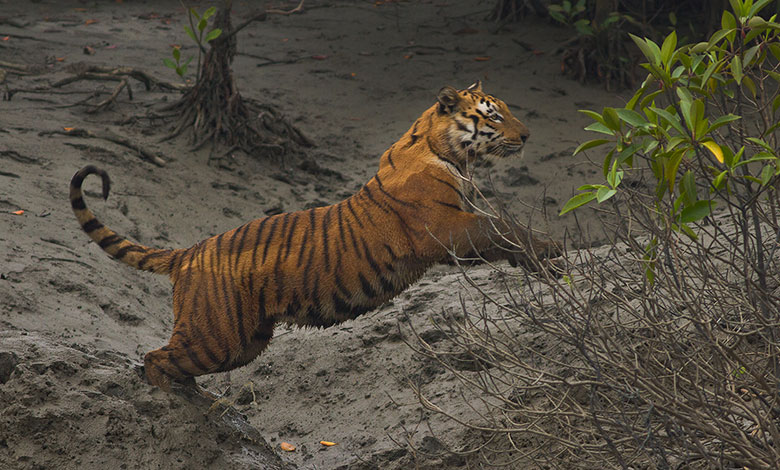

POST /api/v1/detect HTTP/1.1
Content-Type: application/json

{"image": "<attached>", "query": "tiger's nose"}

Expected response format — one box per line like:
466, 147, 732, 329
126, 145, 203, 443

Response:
521, 134, 528, 143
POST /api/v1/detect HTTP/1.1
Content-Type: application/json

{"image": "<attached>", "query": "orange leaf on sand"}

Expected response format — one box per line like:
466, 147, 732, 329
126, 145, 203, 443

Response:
320, 441, 337, 447
2, 36, 9, 41
63, 127, 75, 132
403, 54, 412, 59
12, 210, 24, 216
56, 57, 65, 62
280, 442, 296, 452
85, 19, 98, 25
474, 56, 491, 61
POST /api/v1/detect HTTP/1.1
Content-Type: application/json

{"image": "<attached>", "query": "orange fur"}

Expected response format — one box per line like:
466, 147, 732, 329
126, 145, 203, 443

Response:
69, 83, 560, 390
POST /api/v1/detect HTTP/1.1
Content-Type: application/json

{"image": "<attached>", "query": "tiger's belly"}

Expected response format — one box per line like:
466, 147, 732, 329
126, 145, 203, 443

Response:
272, 255, 430, 329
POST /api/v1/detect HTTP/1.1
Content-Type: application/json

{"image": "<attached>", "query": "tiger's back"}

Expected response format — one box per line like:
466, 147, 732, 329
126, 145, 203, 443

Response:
70, 82, 560, 390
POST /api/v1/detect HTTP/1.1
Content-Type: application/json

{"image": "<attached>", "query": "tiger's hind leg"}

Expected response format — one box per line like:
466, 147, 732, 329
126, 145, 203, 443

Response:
143, 317, 274, 391
228, 319, 275, 370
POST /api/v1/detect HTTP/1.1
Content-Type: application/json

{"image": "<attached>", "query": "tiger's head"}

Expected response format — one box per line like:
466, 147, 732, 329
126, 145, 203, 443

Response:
435, 81, 530, 166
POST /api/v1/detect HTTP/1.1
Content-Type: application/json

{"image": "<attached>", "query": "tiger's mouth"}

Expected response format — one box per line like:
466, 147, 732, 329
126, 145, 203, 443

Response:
486, 141, 525, 159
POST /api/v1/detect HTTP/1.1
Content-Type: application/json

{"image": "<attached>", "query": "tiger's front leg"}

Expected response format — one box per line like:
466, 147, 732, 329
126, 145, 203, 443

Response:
430, 211, 562, 272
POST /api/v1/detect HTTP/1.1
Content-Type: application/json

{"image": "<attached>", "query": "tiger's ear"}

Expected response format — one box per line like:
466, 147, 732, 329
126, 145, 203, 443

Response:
467, 80, 482, 92
437, 86, 460, 114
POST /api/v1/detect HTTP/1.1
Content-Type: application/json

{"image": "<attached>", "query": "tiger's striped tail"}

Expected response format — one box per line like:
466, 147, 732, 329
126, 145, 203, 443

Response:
70, 165, 178, 275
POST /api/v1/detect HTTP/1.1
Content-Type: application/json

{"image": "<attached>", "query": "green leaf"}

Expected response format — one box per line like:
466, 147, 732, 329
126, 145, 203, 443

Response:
748, 0, 773, 16
651, 107, 687, 136
660, 30, 677, 66
747, 137, 775, 153
760, 164, 774, 185
730, 55, 743, 84
712, 170, 728, 190
573, 139, 610, 155
596, 187, 617, 203
172, 47, 180, 61
727, 0, 744, 17
616, 108, 647, 127
189, 7, 200, 20
665, 149, 687, 191
706, 114, 741, 134
184, 25, 197, 44
580, 109, 608, 126
559, 192, 597, 215
203, 6, 217, 20
163, 58, 177, 69
602, 107, 621, 131
681, 170, 698, 206
708, 27, 736, 49
584, 122, 615, 135
680, 200, 711, 223
197, 17, 208, 33
630, 34, 661, 65
205, 28, 222, 42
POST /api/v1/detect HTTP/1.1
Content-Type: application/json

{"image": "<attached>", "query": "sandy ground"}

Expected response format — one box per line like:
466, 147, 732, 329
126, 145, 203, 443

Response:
0, 1, 623, 468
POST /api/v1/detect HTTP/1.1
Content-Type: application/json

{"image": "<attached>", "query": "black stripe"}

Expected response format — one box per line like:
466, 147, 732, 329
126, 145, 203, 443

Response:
168, 250, 181, 273
183, 340, 209, 372
274, 256, 284, 305
383, 243, 397, 260
71, 196, 86, 210
361, 239, 382, 276
257, 284, 266, 318
250, 217, 271, 264
334, 271, 351, 298
333, 292, 350, 314
302, 244, 316, 294
433, 200, 463, 211
375, 174, 416, 208
322, 206, 332, 272
336, 204, 348, 252
362, 185, 391, 216
386, 148, 396, 169
468, 114, 480, 139
296, 225, 310, 268
137, 251, 163, 271
405, 121, 419, 148
432, 176, 462, 197
113, 244, 143, 260
234, 286, 247, 352
233, 222, 253, 271
166, 352, 193, 377
98, 234, 122, 249
261, 215, 280, 265
455, 120, 469, 133
189, 321, 222, 366
358, 273, 377, 298
284, 290, 300, 318
346, 220, 362, 260
82, 218, 103, 233
283, 213, 300, 261
345, 198, 364, 229
214, 233, 225, 272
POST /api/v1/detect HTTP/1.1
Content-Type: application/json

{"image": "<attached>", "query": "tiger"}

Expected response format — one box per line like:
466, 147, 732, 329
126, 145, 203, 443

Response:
69, 81, 561, 391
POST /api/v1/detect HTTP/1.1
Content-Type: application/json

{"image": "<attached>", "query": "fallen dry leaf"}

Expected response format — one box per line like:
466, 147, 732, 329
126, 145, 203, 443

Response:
56, 57, 65, 62
319, 441, 337, 447
2, 36, 9, 41
280, 442, 296, 452
83, 46, 96, 55
12, 210, 24, 215
403, 54, 412, 59
474, 56, 491, 61
85, 19, 98, 25
63, 127, 75, 132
